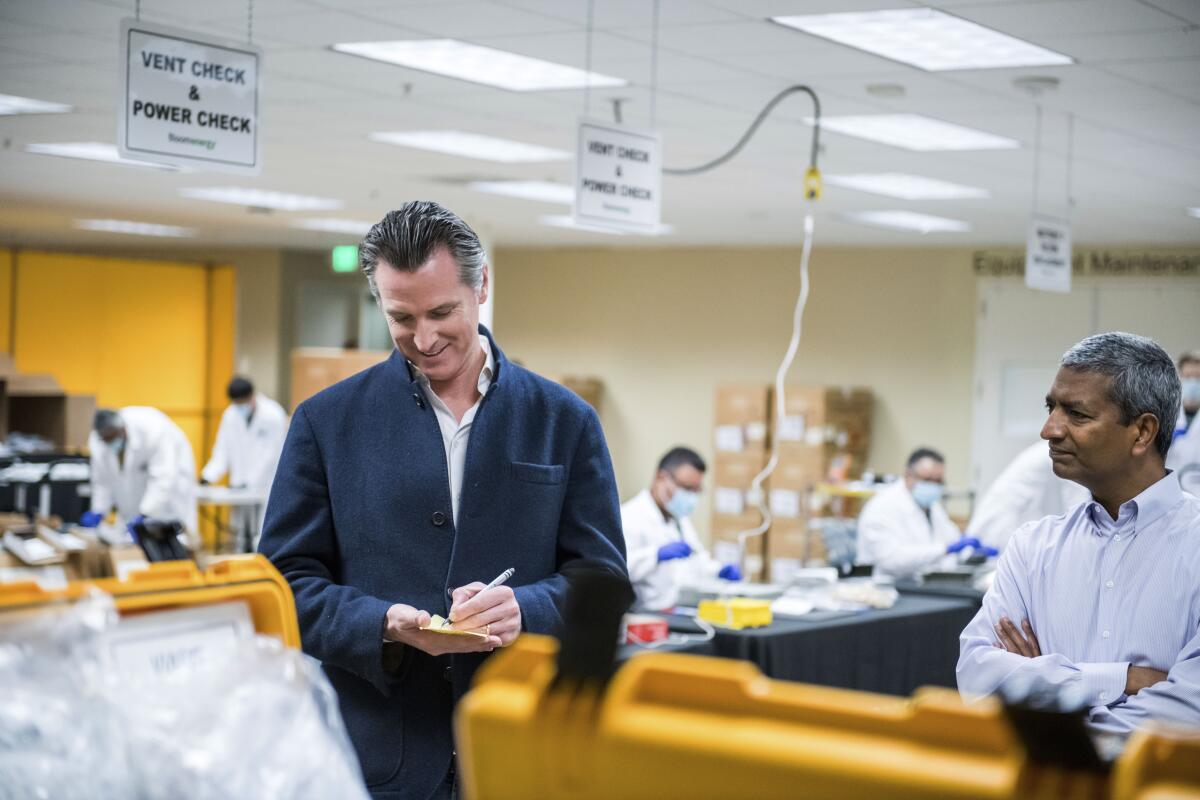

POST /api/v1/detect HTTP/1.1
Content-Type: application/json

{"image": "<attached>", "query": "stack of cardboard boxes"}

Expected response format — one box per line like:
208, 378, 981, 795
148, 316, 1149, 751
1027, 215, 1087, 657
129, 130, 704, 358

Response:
711, 384, 873, 583
710, 385, 771, 581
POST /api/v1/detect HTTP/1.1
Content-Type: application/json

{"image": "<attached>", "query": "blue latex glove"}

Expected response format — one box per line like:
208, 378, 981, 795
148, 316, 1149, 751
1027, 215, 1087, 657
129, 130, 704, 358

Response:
718, 563, 742, 581
79, 510, 103, 528
978, 545, 999, 558
126, 514, 146, 540
946, 536, 982, 555
657, 540, 693, 562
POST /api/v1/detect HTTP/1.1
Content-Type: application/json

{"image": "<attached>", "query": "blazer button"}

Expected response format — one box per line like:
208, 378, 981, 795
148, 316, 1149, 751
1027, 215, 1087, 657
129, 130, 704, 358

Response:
431, 511, 447, 527
444, 666, 453, 682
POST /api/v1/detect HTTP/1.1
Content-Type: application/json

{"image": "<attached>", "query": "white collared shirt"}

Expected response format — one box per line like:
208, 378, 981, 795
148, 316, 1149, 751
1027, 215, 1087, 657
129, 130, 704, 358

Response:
413, 336, 494, 525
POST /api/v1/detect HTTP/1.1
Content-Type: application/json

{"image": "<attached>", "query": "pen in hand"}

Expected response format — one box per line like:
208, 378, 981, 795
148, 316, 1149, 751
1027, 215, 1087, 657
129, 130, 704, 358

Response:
443, 568, 515, 628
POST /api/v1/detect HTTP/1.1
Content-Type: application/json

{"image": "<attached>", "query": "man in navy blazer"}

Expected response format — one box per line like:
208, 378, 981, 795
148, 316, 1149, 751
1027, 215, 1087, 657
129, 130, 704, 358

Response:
259, 201, 627, 800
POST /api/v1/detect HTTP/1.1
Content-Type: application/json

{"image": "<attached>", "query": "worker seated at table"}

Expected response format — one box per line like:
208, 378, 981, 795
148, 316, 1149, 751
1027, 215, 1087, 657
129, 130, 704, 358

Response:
1166, 349, 1200, 480
81, 407, 198, 546
199, 376, 288, 551
855, 447, 990, 580
958, 332, 1200, 738
966, 440, 1089, 550
622, 446, 741, 611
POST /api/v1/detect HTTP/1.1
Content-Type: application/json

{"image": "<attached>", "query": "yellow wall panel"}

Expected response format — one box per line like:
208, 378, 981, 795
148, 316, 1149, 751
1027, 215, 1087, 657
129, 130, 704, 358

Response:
0, 249, 12, 355
204, 265, 237, 465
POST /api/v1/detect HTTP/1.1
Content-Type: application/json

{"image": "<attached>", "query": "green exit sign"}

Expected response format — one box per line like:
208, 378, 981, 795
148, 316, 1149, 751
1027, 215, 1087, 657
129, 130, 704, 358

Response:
331, 245, 359, 273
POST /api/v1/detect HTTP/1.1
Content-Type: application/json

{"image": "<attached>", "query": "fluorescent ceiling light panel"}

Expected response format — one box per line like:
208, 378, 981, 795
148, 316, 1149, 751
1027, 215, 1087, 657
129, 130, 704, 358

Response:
771, 9, 1073, 71
844, 210, 970, 233
332, 39, 627, 91
815, 114, 1019, 151
25, 141, 180, 171
539, 215, 674, 236
0, 93, 72, 115
180, 187, 343, 211
369, 131, 571, 163
1188, 208, 1200, 219
292, 218, 375, 235
824, 173, 990, 200
74, 219, 195, 238
468, 180, 574, 205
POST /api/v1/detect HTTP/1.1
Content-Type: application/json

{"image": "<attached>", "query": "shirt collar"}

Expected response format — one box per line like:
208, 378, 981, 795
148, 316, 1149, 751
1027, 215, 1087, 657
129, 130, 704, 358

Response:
1085, 471, 1183, 535
412, 335, 494, 395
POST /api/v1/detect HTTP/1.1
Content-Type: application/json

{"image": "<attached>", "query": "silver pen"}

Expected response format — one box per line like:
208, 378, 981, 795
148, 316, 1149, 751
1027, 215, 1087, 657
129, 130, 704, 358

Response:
443, 568, 516, 627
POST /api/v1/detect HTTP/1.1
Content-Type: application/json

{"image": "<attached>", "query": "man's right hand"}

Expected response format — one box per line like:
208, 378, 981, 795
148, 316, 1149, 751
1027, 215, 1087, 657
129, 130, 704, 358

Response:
383, 603, 502, 656
1125, 665, 1169, 695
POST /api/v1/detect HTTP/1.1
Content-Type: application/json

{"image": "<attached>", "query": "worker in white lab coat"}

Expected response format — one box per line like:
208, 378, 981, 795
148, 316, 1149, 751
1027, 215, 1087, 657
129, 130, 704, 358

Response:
856, 447, 987, 580
86, 406, 198, 539
966, 441, 1090, 549
1167, 351, 1200, 491
622, 447, 741, 611
200, 376, 288, 550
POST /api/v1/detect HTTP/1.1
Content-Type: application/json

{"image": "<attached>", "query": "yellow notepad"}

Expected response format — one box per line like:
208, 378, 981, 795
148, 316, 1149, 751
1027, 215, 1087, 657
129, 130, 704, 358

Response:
420, 615, 490, 638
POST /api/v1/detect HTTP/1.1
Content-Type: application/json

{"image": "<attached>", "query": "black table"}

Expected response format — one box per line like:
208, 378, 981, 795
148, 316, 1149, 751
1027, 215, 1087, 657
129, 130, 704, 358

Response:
895, 580, 986, 606
707, 595, 978, 696
616, 636, 717, 664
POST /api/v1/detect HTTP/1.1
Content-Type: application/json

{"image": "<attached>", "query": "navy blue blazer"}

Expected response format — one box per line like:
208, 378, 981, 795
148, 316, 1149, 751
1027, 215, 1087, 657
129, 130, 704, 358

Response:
259, 327, 626, 800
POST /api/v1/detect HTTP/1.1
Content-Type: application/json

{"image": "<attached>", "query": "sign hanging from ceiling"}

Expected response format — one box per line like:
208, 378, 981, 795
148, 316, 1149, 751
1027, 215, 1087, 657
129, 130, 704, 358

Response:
574, 119, 662, 234
118, 18, 261, 172
1024, 214, 1072, 293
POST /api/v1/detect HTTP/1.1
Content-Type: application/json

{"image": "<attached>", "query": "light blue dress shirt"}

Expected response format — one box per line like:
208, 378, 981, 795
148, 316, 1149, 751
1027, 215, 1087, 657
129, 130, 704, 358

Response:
957, 472, 1200, 735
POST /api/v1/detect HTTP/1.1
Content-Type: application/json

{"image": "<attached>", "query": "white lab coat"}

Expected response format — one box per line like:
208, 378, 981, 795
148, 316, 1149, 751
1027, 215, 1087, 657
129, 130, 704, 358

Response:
622, 489, 723, 611
855, 481, 960, 580
966, 441, 1090, 549
201, 394, 288, 490
1167, 409, 1200, 480
88, 406, 198, 534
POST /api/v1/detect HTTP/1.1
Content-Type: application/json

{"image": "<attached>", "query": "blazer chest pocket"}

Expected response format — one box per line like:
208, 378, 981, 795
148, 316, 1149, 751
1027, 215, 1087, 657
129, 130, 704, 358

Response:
511, 461, 565, 485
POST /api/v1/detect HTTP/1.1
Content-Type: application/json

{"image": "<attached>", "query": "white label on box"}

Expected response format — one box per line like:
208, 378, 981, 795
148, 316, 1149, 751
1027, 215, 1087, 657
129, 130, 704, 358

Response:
105, 600, 254, 680
835, 430, 849, 448
778, 415, 806, 442
769, 488, 802, 518
744, 421, 767, 443
118, 18, 262, 172
115, 558, 150, 580
771, 557, 803, 585
744, 553, 764, 575
804, 428, 824, 446
574, 118, 662, 233
0, 566, 68, 590
714, 424, 744, 452
713, 541, 740, 565
714, 487, 745, 515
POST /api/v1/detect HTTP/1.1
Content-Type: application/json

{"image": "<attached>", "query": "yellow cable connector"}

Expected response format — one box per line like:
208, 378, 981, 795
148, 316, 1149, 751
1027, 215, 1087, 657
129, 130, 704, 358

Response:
804, 166, 822, 200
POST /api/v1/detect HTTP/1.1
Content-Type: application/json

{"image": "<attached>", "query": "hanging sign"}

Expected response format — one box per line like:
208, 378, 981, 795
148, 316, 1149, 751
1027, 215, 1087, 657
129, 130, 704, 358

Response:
118, 18, 261, 172
1024, 214, 1072, 293
574, 119, 662, 234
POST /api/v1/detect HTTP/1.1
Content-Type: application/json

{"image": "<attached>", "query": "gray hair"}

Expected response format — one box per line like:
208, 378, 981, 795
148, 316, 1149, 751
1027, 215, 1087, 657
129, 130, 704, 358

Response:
1061, 332, 1181, 459
359, 201, 485, 298
93, 408, 123, 434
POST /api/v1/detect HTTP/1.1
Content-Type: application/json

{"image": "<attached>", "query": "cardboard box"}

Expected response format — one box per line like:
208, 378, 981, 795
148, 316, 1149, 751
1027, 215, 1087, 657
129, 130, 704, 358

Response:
712, 452, 767, 516
290, 348, 390, 410
543, 375, 602, 411
0, 550, 69, 589
108, 544, 151, 581
710, 512, 768, 582
714, 384, 770, 454
768, 518, 828, 580
6, 374, 96, 451
775, 386, 872, 454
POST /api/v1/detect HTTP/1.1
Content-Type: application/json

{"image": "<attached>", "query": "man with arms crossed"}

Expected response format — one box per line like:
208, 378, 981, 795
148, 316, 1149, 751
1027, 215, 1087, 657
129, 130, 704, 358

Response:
957, 332, 1200, 736
259, 201, 627, 799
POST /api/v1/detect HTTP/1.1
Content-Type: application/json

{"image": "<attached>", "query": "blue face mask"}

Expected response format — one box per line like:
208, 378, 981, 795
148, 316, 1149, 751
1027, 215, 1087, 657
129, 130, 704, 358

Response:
107, 437, 125, 456
235, 403, 254, 422
911, 480, 943, 510
666, 488, 699, 520
1183, 378, 1200, 409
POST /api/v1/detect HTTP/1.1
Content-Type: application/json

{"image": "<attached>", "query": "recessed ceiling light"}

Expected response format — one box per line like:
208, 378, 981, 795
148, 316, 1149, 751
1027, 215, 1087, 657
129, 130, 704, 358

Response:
0, 93, 72, 115
369, 131, 572, 163
25, 142, 181, 171
74, 219, 195, 238
1188, 207, 1200, 219
539, 215, 674, 236
813, 114, 1019, 151
468, 180, 574, 205
844, 210, 970, 233
291, 218, 375, 235
824, 173, 990, 200
331, 39, 627, 91
771, 9, 1073, 71
180, 187, 343, 211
